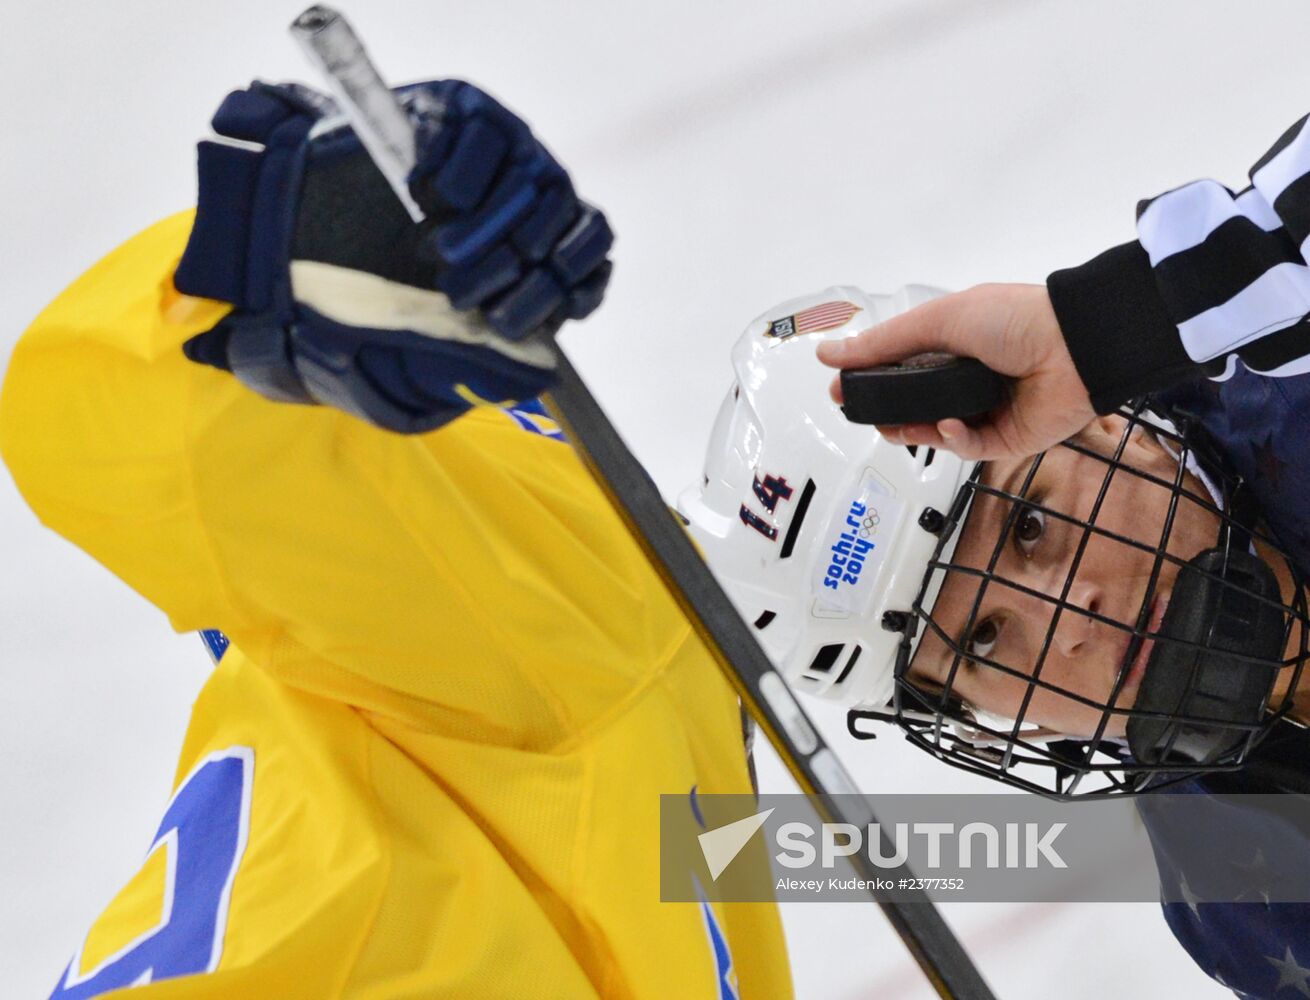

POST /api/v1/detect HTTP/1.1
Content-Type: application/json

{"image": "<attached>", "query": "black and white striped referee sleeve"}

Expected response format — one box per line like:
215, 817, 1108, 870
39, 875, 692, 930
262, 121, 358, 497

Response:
1047, 113, 1310, 414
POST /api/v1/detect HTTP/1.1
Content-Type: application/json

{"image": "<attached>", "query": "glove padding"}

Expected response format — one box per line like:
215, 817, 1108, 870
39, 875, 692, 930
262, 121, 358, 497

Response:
175, 79, 613, 433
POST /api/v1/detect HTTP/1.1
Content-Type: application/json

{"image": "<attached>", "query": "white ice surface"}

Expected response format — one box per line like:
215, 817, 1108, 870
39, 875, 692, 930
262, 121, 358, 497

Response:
5, 1, 1309, 996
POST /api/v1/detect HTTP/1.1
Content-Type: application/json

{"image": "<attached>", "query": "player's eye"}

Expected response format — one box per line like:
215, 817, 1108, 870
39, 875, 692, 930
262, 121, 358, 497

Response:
966, 617, 1000, 659
1013, 503, 1046, 557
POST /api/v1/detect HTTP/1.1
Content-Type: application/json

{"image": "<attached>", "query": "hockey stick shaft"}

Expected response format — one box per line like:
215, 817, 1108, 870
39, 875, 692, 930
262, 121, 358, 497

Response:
290, 9, 994, 999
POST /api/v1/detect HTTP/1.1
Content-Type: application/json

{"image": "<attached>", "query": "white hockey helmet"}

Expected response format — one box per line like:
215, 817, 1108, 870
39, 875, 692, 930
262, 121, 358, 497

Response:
678, 285, 976, 709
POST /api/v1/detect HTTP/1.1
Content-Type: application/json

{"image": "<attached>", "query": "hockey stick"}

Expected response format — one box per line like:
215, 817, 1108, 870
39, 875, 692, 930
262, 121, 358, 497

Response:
289, 8, 995, 998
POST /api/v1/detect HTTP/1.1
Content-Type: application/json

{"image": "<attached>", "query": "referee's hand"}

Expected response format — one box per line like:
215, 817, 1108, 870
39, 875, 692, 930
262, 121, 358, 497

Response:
816, 283, 1095, 462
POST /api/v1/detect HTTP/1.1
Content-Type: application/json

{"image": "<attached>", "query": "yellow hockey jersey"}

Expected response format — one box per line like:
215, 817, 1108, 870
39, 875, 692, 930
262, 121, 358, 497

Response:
0, 212, 792, 999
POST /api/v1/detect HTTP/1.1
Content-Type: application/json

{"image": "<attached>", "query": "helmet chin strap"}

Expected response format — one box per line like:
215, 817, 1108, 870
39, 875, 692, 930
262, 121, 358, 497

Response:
952, 706, 1070, 749
847, 694, 1073, 748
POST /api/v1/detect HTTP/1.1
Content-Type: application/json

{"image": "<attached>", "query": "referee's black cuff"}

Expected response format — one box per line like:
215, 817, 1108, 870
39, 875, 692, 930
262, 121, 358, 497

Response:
1047, 240, 1206, 414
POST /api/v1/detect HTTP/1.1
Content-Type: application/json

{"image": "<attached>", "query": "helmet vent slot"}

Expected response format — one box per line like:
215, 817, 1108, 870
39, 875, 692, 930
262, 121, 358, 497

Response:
753, 610, 776, 630
835, 645, 863, 684
778, 479, 817, 559
904, 445, 936, 467
809, 643, 845, 674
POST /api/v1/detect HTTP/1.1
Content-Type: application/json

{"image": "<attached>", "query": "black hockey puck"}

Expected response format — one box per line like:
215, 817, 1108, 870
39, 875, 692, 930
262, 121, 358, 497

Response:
839, 353, 1009, 425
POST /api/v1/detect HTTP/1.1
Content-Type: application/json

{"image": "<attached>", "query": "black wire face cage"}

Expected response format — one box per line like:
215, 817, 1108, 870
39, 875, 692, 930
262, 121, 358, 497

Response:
852, 401, 1310, 799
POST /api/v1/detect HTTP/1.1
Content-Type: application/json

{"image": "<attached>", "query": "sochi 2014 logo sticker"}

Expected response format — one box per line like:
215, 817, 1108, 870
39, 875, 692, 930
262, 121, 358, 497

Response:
822, 500, 879, 593
815, 476, 902, 615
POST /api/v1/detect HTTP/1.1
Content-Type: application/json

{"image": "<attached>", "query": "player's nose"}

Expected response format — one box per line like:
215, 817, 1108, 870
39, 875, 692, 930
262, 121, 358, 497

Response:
1015, 566, 1105, 659
1051, 579, 1104, 658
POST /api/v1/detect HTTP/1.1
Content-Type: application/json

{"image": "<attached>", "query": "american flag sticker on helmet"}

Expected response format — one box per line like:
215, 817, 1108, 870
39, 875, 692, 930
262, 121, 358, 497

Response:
765, 301, 860, 340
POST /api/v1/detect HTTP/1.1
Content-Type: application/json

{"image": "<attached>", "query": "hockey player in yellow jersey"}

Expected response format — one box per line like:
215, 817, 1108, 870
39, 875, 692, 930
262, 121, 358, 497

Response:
0, 78, 791, 998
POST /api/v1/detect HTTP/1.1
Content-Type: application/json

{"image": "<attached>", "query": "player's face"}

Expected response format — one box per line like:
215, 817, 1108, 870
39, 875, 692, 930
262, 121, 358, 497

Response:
908, 415, 1222, 740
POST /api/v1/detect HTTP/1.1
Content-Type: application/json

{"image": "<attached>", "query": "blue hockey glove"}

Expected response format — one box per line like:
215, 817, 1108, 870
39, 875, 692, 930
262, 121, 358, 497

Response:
174, 80, 613, 433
